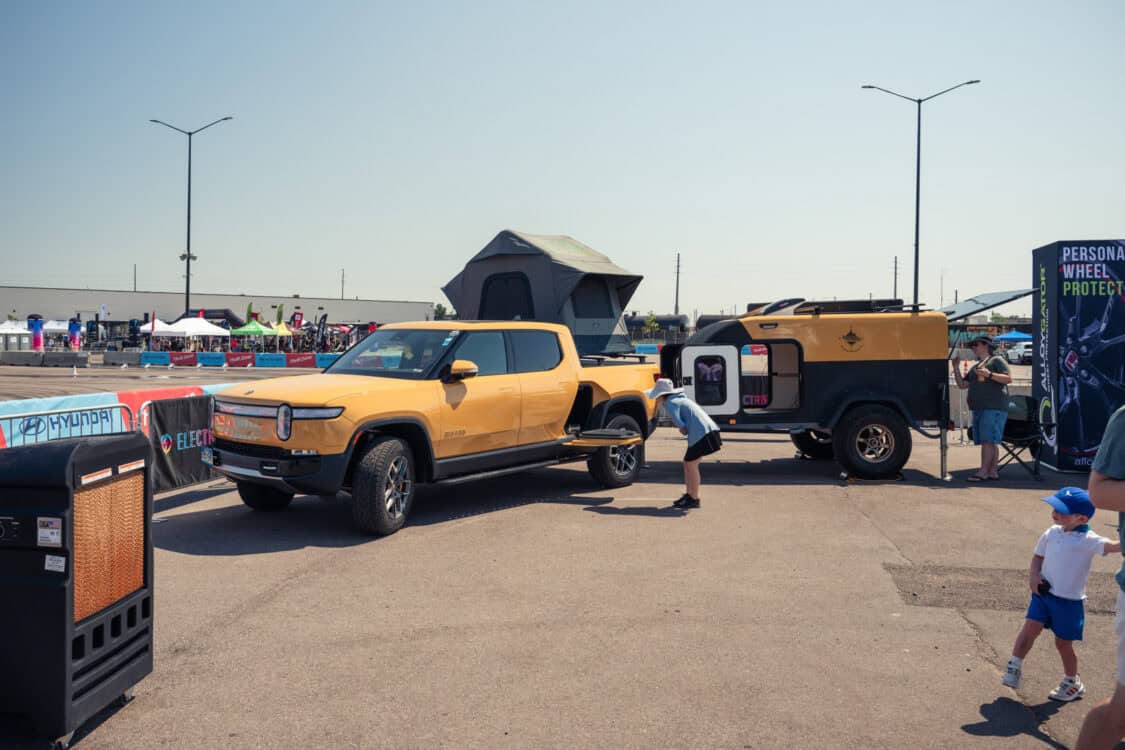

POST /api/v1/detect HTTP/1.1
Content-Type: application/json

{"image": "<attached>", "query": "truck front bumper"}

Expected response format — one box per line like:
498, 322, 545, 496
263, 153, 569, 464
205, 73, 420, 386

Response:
204, 439, 350, 495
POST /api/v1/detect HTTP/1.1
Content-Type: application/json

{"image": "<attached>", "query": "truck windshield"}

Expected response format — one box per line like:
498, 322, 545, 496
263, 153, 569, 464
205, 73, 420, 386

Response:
327, 329, 457, 379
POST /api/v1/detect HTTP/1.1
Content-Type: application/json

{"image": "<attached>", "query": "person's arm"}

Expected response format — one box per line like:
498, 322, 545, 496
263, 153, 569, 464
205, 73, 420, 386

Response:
1104, 540, 1122, 555
1029, 553, 1045, 593
1089, 470, 1125, 512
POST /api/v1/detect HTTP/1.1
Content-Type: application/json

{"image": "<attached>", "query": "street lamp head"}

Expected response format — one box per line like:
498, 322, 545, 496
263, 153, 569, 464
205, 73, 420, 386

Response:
221, 116, 233, 121
861, 85, 875, 89
966, 79, 981, 85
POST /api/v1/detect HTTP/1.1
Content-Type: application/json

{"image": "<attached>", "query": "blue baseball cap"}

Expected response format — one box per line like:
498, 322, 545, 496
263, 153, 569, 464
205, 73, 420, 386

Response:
1042, 487, 1095, 519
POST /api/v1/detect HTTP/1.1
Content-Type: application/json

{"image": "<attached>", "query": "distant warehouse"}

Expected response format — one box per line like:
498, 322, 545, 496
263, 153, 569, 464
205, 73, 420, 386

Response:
0, 286, 433, 327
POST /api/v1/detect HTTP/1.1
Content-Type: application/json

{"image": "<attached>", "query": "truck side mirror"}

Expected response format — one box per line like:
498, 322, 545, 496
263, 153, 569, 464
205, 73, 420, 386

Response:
444, 359, 479, 382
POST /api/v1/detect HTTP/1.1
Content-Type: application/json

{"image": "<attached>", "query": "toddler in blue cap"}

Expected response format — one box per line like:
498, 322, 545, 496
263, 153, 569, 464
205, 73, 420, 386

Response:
1002, 487, 1120, 701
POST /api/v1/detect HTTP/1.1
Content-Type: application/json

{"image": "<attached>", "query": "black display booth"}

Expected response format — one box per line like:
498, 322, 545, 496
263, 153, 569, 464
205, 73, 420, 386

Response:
1032, 240, 1125, 471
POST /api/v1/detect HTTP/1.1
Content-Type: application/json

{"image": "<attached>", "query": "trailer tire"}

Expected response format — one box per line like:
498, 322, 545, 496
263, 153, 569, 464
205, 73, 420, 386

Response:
832, 405, 911, 479
352, 436, 415, 536
791, 430, 834, 460
236, 482, 294, 511
588, 413, 644, 488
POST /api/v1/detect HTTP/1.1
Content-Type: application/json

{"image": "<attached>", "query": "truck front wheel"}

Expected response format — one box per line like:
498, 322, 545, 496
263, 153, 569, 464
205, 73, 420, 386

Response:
352, 436, 415, 536
832, 405, 911, 479
236, 482, 294, 511
588, 414, 644, 488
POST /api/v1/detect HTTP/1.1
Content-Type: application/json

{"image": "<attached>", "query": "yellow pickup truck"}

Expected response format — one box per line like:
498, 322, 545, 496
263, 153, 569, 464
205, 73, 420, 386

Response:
205, 321, 659, 535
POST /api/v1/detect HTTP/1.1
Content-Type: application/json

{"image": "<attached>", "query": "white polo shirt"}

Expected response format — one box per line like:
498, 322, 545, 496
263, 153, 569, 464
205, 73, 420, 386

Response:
1035, 525, 1113, 601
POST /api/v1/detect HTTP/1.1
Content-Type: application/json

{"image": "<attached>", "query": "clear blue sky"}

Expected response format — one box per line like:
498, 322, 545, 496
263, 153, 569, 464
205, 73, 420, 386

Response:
3, 0, 1122, 319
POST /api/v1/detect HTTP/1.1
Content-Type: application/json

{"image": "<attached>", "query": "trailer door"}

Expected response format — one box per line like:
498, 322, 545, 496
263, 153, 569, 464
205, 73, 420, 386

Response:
681, 345, 740, 416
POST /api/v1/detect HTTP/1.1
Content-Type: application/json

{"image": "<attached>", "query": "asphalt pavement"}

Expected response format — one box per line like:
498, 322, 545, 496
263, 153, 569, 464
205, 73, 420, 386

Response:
3, 423, 1122, 749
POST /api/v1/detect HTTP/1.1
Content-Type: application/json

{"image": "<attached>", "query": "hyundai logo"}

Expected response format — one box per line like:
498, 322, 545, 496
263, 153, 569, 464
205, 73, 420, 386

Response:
18, 417, 46, 436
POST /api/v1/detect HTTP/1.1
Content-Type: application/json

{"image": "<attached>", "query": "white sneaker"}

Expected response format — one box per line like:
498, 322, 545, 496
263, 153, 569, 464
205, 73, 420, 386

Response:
1048, 676, 1085, 702
1002, 660, 1021, 689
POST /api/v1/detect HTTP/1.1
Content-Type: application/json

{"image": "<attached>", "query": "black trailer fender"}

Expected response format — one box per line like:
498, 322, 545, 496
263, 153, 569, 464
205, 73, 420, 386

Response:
587, 396, 651, 439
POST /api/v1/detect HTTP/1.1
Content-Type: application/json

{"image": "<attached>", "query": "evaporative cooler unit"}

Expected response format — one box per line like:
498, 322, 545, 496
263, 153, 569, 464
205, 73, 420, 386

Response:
0, 432, 154, 746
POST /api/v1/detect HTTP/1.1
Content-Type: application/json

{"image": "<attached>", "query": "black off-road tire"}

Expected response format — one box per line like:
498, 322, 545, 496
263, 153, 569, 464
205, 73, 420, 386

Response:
351, 436, 415, 536
236, 481, 294, 511
587, 413, 644, 488
791, 429, 834, 460
832, 404, 911, 479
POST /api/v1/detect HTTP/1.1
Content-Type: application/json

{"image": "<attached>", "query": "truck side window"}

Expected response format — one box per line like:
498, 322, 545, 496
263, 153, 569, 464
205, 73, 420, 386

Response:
510, 330, 562, 373
453, 331, 509, 376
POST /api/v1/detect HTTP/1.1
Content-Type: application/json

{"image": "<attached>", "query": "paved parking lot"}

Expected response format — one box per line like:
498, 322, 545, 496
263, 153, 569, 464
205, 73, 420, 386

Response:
2, 422, 1120, 749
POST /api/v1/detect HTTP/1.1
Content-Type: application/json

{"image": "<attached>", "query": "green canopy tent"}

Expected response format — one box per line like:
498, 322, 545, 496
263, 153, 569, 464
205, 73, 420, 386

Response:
230, 320, 277, 336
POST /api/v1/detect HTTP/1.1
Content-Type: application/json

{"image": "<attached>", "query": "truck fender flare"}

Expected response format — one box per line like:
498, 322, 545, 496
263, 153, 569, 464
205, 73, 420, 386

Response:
587, 395, 651, 438
347, 418, 436, 483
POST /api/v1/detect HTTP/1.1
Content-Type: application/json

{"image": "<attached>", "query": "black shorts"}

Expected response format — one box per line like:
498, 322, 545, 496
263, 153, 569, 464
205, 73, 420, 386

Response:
684, 431, 722, 462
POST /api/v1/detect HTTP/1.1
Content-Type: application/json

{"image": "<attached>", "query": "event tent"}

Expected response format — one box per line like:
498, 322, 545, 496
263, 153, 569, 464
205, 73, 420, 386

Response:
0, 321, 27, 332
154, 318, 230, 337
442, 229, 642, 355
230, 320, 276, 336
272, 322, 293, 337
994, 331, 1032, 342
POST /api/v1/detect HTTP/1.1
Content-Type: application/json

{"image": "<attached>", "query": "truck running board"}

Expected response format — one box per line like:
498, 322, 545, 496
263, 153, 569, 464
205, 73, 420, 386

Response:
432, 459, 568, 486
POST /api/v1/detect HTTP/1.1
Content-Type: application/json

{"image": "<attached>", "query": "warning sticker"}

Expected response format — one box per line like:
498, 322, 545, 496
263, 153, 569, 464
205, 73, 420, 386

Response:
80, 468, 113, 486
37, 517, 62, 548
118, 459, 145, 474
44, 555, 66, 573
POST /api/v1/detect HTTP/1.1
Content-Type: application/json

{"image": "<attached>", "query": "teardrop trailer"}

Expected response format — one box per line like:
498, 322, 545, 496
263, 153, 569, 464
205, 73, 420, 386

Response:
661, 307, 952, 479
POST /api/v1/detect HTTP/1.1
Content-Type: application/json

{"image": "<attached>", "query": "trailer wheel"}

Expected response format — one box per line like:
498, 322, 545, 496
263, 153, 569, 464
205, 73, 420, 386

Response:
791, 430, 834, 460
588, 414, 644, 488
236, 482, 294, 511
352, 436, 415, 536
832, 405, 911, 479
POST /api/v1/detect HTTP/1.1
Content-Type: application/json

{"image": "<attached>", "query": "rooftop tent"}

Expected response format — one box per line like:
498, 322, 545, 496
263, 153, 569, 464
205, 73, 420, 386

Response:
442, 230, 643, 355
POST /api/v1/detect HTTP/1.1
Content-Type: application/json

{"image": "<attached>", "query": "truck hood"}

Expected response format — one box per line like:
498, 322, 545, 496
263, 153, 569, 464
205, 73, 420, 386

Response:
215, 374, 427, 407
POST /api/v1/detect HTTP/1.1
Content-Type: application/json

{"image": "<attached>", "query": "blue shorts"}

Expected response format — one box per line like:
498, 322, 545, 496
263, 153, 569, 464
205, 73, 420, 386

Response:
1026, 592, 1085, 641
972, 409, 1007, 445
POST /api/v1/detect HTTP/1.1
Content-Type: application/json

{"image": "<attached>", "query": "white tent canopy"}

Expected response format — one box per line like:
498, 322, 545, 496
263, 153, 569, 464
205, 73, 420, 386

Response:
153, 318, 230, 337
0, 320, 28, 333
144, 318, 177, 334
43, 319, 70, 333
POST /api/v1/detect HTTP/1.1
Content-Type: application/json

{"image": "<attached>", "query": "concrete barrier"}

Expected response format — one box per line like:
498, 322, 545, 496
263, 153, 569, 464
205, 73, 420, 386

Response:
315, 353, 341, 368
104, 352, 143, 366
197, 352, 226, 367
255, 353, 286, 367
42, 352, 89, 368
141, 352, 171, 366
0, 352, 44, 366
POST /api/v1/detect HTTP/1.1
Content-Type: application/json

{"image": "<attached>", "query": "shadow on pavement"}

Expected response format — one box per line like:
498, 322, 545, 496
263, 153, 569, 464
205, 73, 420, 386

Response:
960, 696, 1067, 749
0, 693, 132, 750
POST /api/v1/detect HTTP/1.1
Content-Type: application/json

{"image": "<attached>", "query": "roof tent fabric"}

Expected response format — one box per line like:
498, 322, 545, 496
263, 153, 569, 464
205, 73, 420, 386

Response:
938, 289, 1033, 322
442, 229, 642, 355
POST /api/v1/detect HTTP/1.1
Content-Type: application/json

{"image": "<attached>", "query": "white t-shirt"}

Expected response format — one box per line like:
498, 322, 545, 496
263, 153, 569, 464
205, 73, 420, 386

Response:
1035, 525, 1113, 601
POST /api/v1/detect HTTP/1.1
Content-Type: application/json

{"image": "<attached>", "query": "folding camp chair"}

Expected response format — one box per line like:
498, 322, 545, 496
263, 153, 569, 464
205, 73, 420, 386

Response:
997, 395, 1045, 480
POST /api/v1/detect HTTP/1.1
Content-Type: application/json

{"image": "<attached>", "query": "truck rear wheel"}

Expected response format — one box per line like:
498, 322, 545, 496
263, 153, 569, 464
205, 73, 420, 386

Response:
352, 436, 415, 536
832, 405, 911, 479
588, 414, 644, 488
236, 482, 294, 511
791, 430, 834, 460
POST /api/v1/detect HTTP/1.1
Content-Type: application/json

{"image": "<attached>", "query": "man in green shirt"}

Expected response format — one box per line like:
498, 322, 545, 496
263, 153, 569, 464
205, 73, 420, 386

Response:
952, 335, 1013, 481
1075, 405, 1125, 749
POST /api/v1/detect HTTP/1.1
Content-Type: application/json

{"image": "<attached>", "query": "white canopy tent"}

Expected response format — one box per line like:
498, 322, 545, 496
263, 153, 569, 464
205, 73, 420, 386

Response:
144, 318, 178, 334
152, 318, 230, 337
43, 319, 70, 333
0, 320, 28, 332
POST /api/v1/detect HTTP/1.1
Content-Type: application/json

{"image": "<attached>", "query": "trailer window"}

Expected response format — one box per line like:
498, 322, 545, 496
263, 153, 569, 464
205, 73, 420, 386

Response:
694, 355, 727, 406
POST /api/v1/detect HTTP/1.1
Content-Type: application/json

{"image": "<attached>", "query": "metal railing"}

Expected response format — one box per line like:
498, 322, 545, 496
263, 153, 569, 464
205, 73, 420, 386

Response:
0, 404, 137, 448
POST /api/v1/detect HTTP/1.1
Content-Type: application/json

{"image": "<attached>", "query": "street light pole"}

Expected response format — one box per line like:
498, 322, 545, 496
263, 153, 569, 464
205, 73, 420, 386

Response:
150, 116, 233, 316
861, 80, 979, 309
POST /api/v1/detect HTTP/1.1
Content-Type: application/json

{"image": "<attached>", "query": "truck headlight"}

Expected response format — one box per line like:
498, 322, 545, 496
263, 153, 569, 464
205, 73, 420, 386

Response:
292, 407, 345, 419
277, 404, 292, 440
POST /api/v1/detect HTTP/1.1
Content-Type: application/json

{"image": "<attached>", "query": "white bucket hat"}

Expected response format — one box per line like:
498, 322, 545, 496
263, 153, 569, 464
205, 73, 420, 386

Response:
644, 378, 683, 400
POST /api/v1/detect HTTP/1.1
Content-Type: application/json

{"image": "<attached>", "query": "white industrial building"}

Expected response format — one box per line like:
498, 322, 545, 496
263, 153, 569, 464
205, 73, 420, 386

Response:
0, 286, 433, 327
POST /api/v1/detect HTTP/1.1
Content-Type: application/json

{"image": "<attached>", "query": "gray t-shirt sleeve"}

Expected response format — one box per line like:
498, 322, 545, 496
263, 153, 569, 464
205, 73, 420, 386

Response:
1093, 405, 1125, 479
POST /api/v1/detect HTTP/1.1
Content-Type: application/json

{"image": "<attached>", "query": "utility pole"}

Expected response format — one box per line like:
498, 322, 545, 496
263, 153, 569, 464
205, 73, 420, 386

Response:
893, 256, 898, 299
341, 269, 345, 300
133, 264, 137, 292
674, 253, 681, 316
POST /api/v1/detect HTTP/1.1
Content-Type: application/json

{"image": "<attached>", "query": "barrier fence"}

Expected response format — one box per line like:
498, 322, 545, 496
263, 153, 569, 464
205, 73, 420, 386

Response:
131, 352, 342, 368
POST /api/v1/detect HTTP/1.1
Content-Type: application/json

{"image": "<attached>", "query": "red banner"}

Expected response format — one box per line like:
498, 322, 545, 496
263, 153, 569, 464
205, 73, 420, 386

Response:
226, 352, 255, 367
286, 353, 317, 368
170, 352, 197, 367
